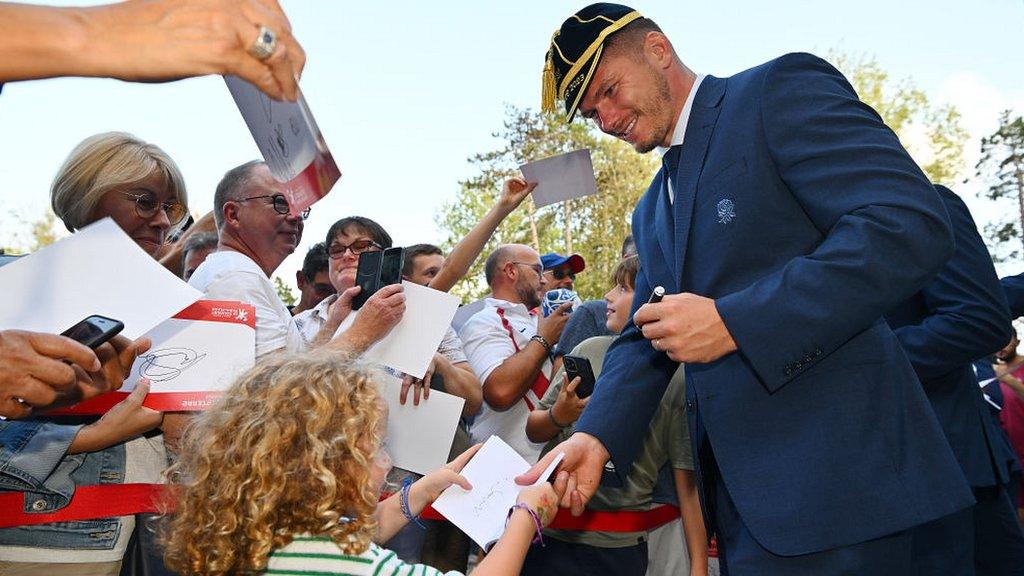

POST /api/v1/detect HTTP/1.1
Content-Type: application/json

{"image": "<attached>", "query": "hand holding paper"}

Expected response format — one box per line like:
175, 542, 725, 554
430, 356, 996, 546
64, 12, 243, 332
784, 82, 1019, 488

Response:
431, 436, 565, 549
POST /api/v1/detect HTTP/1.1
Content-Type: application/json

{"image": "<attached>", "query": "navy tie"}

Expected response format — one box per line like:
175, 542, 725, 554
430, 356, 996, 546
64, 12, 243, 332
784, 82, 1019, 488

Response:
662, 145, 683, 203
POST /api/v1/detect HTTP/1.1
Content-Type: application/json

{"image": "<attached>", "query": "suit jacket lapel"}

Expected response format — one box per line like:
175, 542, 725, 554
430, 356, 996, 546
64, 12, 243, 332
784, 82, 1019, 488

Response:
672, 76, 726, 283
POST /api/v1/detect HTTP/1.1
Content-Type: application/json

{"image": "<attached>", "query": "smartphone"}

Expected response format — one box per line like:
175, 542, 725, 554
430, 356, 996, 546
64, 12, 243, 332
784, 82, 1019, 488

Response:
61, 315, 124, 349
378, 247, 405, 287
351, 250, 383, 310
563, 355, 597, 399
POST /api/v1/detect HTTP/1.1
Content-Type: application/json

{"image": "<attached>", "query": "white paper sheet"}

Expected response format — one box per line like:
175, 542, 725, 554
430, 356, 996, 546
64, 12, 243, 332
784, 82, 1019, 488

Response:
431, 436, 564, 550
378, 373, 465, 475
335, 281, 460, 378
519, 149, 598, 208
0, 218, 201, 340
225, 76, 341, 214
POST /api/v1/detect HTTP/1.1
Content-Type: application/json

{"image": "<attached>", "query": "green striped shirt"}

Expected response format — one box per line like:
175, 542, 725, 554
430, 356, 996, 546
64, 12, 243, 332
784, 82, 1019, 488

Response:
263, 536, 464, 576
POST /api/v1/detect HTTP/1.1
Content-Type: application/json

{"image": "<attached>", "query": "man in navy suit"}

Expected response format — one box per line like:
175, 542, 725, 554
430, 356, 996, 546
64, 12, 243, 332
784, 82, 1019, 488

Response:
520, 4, 974, 574
885, 185, 1024, 575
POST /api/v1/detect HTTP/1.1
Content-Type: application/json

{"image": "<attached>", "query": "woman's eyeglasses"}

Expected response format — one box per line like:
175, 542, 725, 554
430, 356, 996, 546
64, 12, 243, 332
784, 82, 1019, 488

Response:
327, 239, 383, 259
238, 193, 311, 220
122, 192, 188, 226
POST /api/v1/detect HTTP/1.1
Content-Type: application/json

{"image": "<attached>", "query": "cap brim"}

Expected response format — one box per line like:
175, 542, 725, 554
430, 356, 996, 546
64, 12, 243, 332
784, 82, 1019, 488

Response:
566, 254, 586, 273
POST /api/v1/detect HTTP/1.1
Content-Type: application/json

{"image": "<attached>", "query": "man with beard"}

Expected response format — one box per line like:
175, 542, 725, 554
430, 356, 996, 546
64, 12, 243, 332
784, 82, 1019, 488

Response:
458, 244, 572, 462
522, 4, 972, 574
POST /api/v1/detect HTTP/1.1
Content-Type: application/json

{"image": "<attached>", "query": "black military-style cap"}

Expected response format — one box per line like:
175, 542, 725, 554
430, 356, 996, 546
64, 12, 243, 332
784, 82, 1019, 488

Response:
542, 3, 643, 122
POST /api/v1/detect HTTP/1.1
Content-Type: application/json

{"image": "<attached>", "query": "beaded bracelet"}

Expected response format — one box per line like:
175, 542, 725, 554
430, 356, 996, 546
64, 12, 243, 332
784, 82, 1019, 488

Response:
506, 502, 545, 546
400, 477, 426, 529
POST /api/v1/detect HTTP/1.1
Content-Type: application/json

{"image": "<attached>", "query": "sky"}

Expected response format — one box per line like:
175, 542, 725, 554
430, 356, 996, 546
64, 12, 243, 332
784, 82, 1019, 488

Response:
2, 0, 1024, 289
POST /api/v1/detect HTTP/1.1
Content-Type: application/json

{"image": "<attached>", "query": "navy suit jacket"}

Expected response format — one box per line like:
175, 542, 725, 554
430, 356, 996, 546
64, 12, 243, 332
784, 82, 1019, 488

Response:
575, 53, 973, 556
885, 185, 1015, 488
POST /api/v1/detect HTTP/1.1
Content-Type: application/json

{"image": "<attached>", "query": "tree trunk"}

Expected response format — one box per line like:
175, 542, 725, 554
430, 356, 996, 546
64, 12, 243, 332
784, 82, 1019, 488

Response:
563, 199, 573, 254
528, 199, 540, 252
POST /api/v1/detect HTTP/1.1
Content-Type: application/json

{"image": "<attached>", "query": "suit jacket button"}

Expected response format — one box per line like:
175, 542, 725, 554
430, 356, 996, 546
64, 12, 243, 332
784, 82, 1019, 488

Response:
686, 401, 695, 413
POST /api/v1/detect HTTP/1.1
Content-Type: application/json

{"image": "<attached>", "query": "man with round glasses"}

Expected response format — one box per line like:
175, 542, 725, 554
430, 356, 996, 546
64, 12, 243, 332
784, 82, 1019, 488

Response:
188, 160, 306, 358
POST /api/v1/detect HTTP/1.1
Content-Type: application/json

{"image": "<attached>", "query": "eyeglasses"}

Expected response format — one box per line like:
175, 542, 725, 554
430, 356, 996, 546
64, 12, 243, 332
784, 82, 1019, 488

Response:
121, 192, 188, 226
327, 239, 383, 259
509, 261, 543, 277
238, 193, 310, 220
546, 268, 576, 281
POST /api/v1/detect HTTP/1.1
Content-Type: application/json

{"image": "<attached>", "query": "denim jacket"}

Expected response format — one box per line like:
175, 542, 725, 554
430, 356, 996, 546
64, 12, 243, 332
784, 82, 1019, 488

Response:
0, 418, 128, 551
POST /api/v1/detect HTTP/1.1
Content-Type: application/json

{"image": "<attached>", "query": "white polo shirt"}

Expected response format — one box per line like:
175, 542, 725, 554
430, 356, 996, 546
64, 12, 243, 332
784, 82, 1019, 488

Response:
189, 250, 301, 358
458, 297, 553, 463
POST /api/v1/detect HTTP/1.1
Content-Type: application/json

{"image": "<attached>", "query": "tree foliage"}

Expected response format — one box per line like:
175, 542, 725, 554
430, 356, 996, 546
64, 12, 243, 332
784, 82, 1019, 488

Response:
975, 110, 1024, 262
1, 210, 63, 254
273, 275, 296, 306
829, 51, 968, 185
436, 106, 658, 301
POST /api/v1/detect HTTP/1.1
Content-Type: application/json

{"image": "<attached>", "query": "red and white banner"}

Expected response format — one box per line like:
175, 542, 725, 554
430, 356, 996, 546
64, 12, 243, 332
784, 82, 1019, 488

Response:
49, 300, 255, 415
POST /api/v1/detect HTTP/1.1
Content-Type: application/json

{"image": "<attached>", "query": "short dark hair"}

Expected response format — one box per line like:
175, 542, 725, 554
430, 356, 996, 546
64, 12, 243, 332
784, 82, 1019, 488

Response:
402, 243, 443, 277
604, 17, 666, 61
180, 232, 218, 267
213, 160, 263, 228
484, 245, 517, 287
301, 242, 329, 281
612, 254, 640, 290
324, 216, 392, 250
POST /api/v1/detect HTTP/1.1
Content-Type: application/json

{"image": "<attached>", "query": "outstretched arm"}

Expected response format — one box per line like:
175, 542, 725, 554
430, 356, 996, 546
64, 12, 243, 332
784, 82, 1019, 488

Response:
428, 178, 536, 293
0, 0, 305, 100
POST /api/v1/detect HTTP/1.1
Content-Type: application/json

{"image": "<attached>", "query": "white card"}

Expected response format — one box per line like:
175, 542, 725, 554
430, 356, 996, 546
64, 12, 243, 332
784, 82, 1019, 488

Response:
49, 301, 256, 415
519, 149, 598, 208
0, 218, 201, 340
378, 373, 465, 475
335, 281, 460, 378
225, 76, 341, 215
431, 436, 564, 550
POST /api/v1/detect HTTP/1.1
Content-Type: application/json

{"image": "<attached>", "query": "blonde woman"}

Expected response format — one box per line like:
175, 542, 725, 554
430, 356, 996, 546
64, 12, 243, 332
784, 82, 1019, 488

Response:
164, 352, 563, 576
0, 132, 188, 574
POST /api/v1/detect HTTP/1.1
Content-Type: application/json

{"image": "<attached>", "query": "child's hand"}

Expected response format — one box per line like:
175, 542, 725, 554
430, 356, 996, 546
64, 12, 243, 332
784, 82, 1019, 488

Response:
551, 374, 589, 427
411, 443, 483, 509
515, 471, 567, 528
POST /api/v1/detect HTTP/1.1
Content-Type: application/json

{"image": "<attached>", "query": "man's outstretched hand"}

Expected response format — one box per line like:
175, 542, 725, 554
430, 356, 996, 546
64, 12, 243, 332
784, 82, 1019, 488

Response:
514, 432, 610, 516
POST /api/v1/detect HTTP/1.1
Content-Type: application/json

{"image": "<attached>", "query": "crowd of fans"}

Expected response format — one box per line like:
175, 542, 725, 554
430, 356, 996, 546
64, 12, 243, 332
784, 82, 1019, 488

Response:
2, 1, 1024, 575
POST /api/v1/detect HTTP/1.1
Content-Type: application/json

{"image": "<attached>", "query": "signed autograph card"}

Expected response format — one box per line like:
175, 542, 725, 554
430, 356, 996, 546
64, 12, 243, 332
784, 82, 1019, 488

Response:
432, 436, 564, 549
225, 76, 341, 216
49, 301, 255, 415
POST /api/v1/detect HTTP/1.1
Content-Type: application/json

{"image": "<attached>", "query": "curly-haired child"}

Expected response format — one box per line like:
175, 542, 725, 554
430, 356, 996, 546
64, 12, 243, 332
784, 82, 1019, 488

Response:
162, 351, 563, 575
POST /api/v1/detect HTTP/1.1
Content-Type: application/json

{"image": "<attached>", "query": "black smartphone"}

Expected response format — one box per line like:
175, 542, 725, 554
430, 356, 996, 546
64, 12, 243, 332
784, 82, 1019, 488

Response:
352, 250, 383, 310
378, 247, 405, 287
61, 315, 124, 349
563, 355, 597, 398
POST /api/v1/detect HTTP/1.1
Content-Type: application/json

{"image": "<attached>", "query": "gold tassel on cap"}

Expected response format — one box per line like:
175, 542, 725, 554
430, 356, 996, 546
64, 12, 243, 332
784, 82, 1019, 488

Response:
541, 30, 561, 113
541, 54, 557, 113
